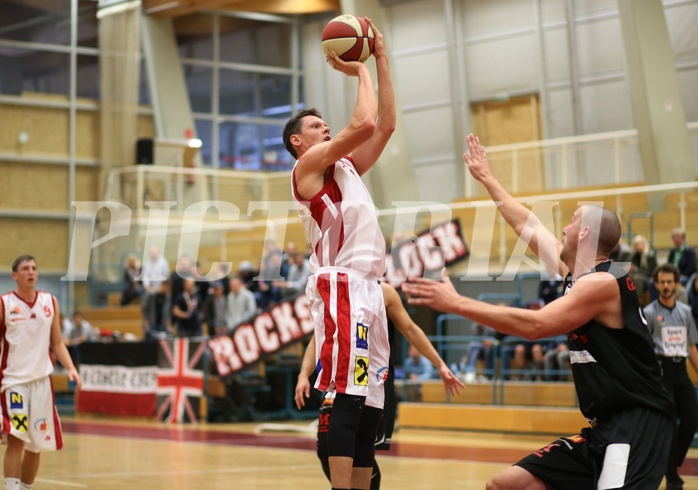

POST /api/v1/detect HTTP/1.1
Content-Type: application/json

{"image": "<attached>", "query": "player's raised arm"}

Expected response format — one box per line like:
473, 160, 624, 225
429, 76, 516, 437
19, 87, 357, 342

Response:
348, 18, 396, 176
464, 134, 566, 277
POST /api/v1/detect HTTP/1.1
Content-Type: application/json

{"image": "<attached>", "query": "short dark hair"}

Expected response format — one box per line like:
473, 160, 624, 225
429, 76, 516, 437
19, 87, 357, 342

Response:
12, 254, 36, 272
282, 108, 323, 159
653, 263, 679, 283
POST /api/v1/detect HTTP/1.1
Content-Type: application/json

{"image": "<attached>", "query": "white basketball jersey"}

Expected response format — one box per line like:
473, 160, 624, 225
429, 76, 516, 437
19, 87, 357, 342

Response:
0, 291, 55, 390
292, 157, 386, 278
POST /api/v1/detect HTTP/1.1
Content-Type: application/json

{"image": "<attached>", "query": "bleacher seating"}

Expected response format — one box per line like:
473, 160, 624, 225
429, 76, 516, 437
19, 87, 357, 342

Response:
79, 305, 143, 340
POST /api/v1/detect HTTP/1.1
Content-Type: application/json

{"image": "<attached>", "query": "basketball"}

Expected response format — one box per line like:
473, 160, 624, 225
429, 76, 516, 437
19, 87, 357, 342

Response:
321, 14, 375, 63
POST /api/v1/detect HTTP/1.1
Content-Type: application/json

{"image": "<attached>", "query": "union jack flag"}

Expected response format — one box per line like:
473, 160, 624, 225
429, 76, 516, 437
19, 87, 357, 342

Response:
156, 339, 206, 423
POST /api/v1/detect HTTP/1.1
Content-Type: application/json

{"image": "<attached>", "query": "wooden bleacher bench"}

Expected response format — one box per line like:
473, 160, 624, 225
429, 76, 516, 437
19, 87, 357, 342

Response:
79, 306, 144, 340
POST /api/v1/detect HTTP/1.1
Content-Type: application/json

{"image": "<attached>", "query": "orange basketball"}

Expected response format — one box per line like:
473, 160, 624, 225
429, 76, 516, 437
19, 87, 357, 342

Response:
321, 14, 375, 63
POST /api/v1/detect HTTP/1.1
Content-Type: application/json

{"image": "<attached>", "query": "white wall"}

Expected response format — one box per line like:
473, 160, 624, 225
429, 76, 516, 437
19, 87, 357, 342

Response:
378, 0, 698, 202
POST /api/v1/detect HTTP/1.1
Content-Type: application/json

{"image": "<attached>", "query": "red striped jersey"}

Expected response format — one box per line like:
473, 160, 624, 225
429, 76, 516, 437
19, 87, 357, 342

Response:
0, 291, 55, 390
292, 157, 386, 278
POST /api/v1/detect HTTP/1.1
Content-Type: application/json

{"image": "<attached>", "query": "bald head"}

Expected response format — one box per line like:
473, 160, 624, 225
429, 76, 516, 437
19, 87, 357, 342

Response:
580, 205, 621, 257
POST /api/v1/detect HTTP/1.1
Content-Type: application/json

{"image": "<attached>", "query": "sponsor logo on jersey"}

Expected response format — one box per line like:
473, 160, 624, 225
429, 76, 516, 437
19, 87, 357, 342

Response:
355, 323, 368, 350
569, 350, 597, 364
12, 414, 28, 433
10, 392, 23, 409
376, 366, 389, 383
354, 356, 369, 386
34, 418, 49, 432
10, 307, 21, 315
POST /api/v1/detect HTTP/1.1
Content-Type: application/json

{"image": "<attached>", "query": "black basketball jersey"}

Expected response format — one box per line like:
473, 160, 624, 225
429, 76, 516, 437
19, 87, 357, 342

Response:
565, 261, 674, 422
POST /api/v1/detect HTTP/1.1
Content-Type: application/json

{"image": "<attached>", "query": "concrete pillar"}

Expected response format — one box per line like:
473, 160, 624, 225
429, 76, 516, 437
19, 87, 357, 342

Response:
618, 0, 695, 208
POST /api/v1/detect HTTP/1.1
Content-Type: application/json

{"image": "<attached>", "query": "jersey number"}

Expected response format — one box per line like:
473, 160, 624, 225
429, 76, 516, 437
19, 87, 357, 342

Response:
44, 305, 51, 317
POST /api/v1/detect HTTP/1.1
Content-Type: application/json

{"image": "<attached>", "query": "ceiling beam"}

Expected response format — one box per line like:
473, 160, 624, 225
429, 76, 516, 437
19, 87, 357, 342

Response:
143, 0, 339, 17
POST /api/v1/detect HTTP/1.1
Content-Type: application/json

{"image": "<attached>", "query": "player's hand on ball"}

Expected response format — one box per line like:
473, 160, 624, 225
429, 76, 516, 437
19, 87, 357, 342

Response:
365, 18, 386, 59
326, 51, 367, 77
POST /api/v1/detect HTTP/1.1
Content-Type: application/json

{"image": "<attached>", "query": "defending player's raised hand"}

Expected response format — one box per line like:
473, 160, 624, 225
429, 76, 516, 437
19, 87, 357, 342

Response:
403, 268, 461, 313
463, 133, 493, 184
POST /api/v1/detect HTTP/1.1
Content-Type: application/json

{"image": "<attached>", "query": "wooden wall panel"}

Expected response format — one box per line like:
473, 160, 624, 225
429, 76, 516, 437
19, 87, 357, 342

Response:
76, 110, 100, 160
0, 104, 69, 155
0, 162, 68, 211
76, 167, 100, 202
0, 219, 68, 271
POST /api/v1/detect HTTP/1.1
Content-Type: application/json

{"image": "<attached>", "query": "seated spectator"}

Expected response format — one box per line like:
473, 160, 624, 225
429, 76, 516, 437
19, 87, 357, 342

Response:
226, 276, 258, 332
543, 342, 571, 381
400, 344, 434, 381
503, 299, 547, 380
453, 322, 496, 382
204, 281, 228, 337
276, 253, 312, 299
120, 254, 142, 306
63, 312, 95, 367
172, 278, 202, 338
628, 234, 657, 304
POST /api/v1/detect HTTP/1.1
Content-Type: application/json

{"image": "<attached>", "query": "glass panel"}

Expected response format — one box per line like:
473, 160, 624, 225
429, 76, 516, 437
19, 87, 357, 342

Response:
259, 73, 292, 116
0, 0, 71, 44
220, 18, 291, 67
176, 13, 213, 60
219, 121, 261, 170
219, 69, 256, 116
77, 0, 98, 48
184, 64, 212, 113
261, 123, 292, 171
194, 119, 212, 166
0, 46, 70, 96
76, 54, 99, 99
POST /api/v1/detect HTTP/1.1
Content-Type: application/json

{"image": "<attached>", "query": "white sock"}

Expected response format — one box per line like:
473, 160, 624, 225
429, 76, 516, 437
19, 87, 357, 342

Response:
19, 483, 32, 490
4, 478, 20, 490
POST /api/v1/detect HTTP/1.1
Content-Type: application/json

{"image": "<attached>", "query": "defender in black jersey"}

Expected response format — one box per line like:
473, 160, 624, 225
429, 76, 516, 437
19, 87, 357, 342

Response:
403, 134, 674, 490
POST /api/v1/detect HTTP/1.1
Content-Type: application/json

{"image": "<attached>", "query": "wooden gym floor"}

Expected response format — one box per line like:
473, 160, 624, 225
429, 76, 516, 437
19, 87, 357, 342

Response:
21, 416, 698, 489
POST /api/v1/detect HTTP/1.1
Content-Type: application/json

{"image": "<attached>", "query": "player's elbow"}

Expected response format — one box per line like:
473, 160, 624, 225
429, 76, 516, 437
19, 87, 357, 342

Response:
351, 117, 376, 138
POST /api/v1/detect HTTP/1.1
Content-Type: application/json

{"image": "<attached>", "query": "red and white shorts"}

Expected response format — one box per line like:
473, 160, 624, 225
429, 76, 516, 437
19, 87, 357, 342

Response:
1, 377, 63, 453
307, 267, 389, 409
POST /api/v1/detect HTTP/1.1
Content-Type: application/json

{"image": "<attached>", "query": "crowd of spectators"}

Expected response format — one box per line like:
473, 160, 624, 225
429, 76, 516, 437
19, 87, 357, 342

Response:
117, 241, 312, 340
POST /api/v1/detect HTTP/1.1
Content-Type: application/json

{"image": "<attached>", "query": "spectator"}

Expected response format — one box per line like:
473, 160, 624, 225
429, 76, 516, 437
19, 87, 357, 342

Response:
257, 240, 283, 309
628, 234, 657, 303
194, 261, 210, 312
171, 278, 202, 338
538, 276, 563, 305
63, 312, 95, 366
504, 299, 548, 380
225, 276, 257, 331
170, 255, 195, 302
668, 228, 697, 286
120, 254, 142, 306
140, 245, 170, 333
279, 241, 298, 280
148, 280, 172, 338
204, 281, 227, 337
401, 344, 434, 381
543, 342, 571, 381
277, 253, 312, 299
454, 321, 497, 382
